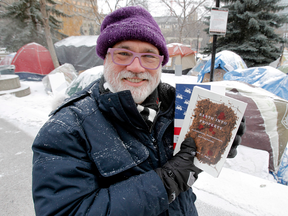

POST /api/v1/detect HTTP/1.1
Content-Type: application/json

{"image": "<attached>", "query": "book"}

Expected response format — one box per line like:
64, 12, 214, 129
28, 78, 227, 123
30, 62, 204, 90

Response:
174, 86, 247, 177
174, 83, 226, 148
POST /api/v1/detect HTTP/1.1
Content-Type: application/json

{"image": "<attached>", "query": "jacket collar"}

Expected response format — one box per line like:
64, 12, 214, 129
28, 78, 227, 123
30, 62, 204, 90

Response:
92, 79, 149, 131
91, 77, 176, 131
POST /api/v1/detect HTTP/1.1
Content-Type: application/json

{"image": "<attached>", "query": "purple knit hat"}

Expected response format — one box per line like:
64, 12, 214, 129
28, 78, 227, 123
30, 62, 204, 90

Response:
96, 6, 169, 66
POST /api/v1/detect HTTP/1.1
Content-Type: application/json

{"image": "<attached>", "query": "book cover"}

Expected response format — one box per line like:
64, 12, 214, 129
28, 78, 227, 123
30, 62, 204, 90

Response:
174, 83, 225, 148
174, 86, 247, 177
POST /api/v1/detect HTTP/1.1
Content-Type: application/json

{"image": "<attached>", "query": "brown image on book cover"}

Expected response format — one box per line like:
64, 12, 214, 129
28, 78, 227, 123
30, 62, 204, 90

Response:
185, 98, 238, 165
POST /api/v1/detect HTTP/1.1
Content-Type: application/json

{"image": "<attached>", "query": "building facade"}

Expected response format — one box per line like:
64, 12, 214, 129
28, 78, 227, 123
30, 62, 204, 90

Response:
55, 0, 101, 37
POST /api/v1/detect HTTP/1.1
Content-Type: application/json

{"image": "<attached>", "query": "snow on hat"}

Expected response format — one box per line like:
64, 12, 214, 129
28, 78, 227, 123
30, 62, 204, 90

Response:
96, 6, 169, 66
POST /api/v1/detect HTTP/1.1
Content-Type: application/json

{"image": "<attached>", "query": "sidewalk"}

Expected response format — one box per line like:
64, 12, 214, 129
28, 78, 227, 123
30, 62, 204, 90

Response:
0, 118, 35, 216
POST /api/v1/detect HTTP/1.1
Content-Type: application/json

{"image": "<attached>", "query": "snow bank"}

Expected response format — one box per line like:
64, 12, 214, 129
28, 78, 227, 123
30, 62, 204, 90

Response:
0, 81, 52, 137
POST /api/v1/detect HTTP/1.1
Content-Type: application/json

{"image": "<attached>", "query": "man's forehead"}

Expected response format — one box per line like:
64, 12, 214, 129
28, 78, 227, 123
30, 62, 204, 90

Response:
112, 40, 159, 54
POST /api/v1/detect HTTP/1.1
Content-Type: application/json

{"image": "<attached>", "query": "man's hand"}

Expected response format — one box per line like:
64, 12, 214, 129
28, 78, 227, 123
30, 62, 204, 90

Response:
155, 137, 201, 203
228, 116, 246, 158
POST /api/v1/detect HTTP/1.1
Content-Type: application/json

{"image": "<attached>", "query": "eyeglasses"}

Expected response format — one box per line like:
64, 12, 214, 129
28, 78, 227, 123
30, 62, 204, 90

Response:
107, 48, 163, 70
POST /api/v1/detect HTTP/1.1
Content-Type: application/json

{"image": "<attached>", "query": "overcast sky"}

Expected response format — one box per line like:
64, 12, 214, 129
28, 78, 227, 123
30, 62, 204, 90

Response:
97, 0, 215, 17
97, 0, 168, 16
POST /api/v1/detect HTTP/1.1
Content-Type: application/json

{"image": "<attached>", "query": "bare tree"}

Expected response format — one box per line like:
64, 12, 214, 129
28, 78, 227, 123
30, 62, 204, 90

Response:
39, 0, 59, 68
159, 0, 212, 43
104, 0, 122, 12
94, 0, 151, 30
125, 0, 149, 10
89, 0, 104, 27
98, 0, 150, 15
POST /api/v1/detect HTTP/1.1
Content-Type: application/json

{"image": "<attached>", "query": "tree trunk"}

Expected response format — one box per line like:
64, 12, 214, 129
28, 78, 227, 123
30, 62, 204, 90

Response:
39, 0, 60, 68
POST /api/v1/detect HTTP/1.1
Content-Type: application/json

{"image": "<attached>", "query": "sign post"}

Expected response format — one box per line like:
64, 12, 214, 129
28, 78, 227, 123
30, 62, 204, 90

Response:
209, 8, 229, 36
209, 0, 228, 82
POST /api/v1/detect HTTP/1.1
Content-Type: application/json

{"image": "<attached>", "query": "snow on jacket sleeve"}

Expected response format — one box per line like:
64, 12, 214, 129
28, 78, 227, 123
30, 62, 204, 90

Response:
32, 109, 169, 216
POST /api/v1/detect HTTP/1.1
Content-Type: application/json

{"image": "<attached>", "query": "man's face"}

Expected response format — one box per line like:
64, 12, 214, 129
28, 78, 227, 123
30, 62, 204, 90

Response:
103, 40, 162, 104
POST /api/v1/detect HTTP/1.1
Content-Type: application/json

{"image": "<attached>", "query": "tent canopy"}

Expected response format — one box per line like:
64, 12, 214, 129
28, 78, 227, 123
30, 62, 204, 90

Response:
167, 43, 195, 57
164, 43, 196, 73
54, 36, 104, 72
11, 43, 55, 81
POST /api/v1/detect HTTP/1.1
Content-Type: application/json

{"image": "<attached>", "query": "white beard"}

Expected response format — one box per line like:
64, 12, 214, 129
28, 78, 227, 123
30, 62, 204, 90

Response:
103, 61, 161, 104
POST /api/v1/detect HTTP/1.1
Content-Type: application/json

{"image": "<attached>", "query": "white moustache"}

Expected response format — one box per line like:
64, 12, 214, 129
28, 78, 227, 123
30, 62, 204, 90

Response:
119, 71, 151, 81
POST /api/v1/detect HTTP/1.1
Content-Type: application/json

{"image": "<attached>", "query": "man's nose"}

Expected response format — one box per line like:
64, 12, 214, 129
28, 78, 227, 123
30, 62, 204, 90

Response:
126, 57, 146, 73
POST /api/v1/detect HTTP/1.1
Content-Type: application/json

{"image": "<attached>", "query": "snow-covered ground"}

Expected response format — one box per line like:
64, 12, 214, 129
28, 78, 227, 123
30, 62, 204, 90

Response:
0, 73, 288, 216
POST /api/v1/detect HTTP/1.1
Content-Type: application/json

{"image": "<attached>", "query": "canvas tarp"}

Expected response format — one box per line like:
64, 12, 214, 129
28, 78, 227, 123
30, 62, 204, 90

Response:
187, 57, 209, 77
54, 36, 104, 72
278, 47, 288, 67
0, 53, 16, 66
208, 81, 288, 184
277, 64, 288, 74
42, 63, 78, 94
66, 65, 103, 96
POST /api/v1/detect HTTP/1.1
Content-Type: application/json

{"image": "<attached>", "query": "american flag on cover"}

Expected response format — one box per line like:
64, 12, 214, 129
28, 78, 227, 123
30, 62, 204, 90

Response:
174, 84, 225, 148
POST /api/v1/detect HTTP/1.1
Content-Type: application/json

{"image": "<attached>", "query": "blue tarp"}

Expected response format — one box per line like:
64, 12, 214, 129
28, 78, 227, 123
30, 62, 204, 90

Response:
277, 144, 288, 185
197, 50, 247, 82
15, 72, 45, 81
223, 66, 288, 101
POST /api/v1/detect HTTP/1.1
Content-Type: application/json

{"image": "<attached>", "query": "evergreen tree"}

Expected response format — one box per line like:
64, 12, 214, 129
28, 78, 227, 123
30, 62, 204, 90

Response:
202, 0, 288, 67
0, 0, 68, 52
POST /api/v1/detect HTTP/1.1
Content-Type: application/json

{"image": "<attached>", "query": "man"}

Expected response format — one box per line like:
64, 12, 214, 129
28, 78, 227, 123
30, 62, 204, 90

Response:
32, 6, 245, 216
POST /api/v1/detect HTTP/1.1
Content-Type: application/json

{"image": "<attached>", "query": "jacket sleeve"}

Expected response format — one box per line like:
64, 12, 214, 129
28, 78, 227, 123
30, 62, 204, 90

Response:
32, 117, 169, 216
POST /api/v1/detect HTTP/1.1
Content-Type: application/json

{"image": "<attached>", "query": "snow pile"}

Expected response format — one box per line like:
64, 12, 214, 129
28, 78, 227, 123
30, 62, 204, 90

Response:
0, 81, 53, 137
194, 168, 287, 216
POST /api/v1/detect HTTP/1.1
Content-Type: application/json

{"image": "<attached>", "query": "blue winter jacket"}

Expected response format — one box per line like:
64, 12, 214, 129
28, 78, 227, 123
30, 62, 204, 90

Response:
32, 78, 198, 216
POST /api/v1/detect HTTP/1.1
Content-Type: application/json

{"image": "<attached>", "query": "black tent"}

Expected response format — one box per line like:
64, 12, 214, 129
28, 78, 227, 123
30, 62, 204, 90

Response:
54, 36, 104, 72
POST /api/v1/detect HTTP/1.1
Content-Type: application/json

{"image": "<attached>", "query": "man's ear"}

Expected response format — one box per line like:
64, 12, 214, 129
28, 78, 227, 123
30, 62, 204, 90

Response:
104, 58, 106, 65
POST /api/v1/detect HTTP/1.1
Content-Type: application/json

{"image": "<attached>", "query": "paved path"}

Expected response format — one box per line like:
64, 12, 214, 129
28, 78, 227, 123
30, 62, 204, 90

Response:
0, 117, 245, 216
0, 118, 35, 216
